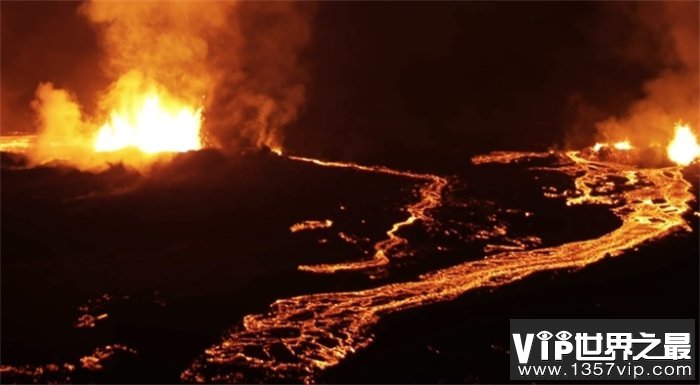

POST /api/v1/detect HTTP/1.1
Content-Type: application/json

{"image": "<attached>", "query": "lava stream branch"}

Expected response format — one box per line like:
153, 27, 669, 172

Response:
288, 155, 448, 274
183, 151, 694, 384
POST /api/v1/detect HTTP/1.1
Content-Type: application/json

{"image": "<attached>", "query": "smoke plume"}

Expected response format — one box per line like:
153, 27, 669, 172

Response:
30, 83, 92, 165
204, 2, 313, 151
594, 2, 699, 146
29, 0, 313, 167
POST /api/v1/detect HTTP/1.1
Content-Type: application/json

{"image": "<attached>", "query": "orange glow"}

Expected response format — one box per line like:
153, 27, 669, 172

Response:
25, 74, 205, 170
0, 134, 35, 153
94, 91, 202, 154
591, 140, 632, 152
613, 140, 632, 150
667, 122, 700, 166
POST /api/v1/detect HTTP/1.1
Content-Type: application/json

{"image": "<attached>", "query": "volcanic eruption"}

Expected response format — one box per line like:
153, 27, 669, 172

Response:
1, 1, 698, 384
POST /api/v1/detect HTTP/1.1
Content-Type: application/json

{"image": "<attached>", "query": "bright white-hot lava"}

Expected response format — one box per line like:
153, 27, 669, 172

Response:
592, 140, 633, 152
667, 122, 700, 166
94, 92, 203, 154
613, 140, 632, 150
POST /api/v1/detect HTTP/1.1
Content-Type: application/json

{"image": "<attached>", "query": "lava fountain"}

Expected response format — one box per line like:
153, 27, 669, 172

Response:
667, 122, 700, 166
15, 0, 235, 170
94, 90, 203, 154
25, 74, 205, 170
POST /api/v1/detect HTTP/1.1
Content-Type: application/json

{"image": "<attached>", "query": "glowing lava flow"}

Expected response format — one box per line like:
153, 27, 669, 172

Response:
0, 134, 35, 153
471, 150, 554, 165
590, 140, 634, 153
290, 219, 334, 233
288, 156, 448, 273
183, 153, 693, 383
182, 151, 694, 383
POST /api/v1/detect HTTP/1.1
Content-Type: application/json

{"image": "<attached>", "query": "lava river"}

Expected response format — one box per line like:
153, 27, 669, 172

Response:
288, 155, 448, 274
181, 150, 695, 383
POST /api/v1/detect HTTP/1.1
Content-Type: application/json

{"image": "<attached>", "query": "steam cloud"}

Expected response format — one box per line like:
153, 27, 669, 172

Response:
594, 2, 699, 146
29, 0, 313, 167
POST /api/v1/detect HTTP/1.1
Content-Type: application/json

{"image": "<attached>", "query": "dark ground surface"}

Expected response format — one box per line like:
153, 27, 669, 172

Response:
1, 149, 698, 383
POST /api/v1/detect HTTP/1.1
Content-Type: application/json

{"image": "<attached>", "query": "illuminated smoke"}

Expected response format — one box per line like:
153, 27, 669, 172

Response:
203, 2, 314, 151
28, 1, 314, 168
79, 1, 233, 107
30, 83, 92, 165
594, 2, 699, 146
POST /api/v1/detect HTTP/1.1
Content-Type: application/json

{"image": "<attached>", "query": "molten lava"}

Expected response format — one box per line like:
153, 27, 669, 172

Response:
0, 134, 34, 153
613, 140, 632, 150
183, 150, 694, 384
592, 140, 633, 152
288, 155, 447, 274
667, 122, 700, 166
94, 91, 203, 154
